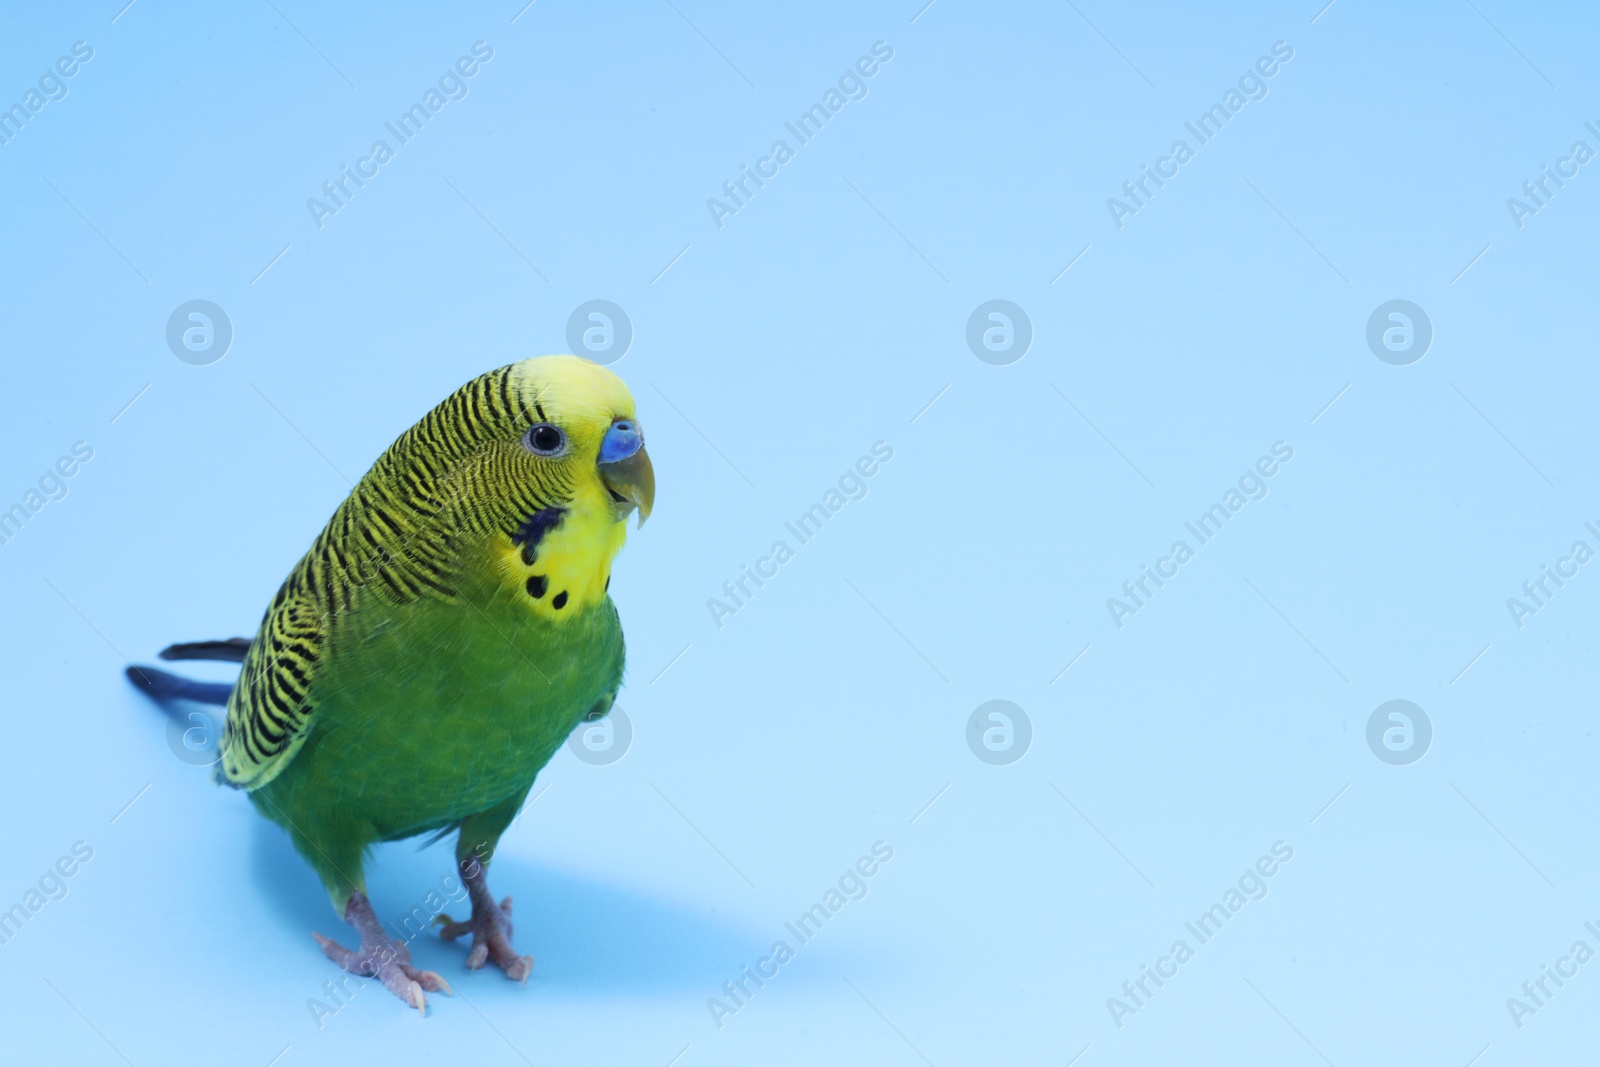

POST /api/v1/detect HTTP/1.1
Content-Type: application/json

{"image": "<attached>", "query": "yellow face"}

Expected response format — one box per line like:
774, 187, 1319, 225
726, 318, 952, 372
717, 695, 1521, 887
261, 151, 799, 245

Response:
510, 355, 640, 460
493, 356, 653, 621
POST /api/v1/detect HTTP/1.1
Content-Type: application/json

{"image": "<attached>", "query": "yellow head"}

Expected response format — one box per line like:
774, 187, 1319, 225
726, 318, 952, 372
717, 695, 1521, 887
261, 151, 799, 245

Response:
373, 355, 654, 620
501, 356, 654, 617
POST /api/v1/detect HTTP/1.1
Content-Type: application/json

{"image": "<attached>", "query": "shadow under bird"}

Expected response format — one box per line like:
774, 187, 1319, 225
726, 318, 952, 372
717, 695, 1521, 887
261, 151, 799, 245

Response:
127, 355, 655, 1012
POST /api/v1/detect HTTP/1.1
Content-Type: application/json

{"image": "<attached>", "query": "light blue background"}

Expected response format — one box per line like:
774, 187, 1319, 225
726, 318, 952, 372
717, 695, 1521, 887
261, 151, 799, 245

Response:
1, 1, 1596, 1064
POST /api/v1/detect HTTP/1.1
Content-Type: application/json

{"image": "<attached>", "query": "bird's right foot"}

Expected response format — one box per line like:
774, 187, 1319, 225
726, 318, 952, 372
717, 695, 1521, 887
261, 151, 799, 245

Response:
313, 891, 450, 1013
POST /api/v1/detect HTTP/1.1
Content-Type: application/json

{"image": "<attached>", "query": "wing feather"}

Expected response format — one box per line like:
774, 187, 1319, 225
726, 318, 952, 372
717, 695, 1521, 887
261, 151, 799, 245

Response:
219, 586, 325, 789
217, 366, 532, 789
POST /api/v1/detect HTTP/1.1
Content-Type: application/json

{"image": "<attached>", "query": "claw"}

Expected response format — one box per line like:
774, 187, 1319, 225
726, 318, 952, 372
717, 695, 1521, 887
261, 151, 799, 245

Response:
437, 879, 535, 983
413, 969, 452, 995
316, 892, 450, 1013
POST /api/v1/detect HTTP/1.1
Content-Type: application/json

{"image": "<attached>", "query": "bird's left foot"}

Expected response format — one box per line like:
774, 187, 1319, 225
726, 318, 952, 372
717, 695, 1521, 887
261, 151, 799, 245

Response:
435, 862, 534, 982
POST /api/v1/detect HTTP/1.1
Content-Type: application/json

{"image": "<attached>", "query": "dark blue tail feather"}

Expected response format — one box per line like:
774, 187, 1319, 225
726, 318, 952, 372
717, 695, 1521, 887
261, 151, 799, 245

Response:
159, 638, 251, 664
126, 665, 234, 706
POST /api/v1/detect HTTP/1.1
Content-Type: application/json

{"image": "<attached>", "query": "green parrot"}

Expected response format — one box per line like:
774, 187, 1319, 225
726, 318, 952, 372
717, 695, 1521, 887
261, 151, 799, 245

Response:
128, 355, 654, 1011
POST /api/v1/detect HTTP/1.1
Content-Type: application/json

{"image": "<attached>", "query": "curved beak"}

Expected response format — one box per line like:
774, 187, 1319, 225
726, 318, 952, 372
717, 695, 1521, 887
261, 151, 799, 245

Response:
598, 419, 655, 528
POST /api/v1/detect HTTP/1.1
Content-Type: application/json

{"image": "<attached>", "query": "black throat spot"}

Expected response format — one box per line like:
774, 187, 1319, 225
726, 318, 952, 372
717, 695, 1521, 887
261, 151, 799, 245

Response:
511, 507, 567, 562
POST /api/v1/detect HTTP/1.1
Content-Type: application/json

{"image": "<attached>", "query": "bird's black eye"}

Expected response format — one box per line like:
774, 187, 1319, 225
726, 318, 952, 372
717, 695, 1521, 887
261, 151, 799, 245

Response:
524, 424, 565, 456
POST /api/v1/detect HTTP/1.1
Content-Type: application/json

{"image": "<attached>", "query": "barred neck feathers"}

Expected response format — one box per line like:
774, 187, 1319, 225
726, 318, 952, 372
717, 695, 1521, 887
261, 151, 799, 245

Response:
289, 358, 637, 623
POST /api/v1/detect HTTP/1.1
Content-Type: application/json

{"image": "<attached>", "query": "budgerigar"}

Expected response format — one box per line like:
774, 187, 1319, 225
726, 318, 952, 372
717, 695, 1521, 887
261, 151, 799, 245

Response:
128, 356, 654, 1011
